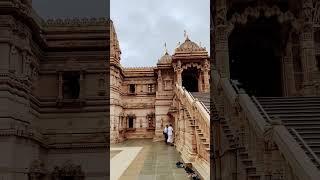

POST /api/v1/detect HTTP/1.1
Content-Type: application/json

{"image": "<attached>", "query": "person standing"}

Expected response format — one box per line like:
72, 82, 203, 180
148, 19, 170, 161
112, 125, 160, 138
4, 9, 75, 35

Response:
167, 124, 174, 146
163, 125, 168, 144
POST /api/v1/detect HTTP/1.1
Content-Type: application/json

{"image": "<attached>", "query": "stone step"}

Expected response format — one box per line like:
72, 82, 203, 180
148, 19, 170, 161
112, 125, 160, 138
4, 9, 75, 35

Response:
202, 142, 210, 146
285, 122, 320, 127
294, 137, 320, 143
246, 166, 257, 175
257, 96, 320, 101
262, 113, 320, 118
241, 159, 253, 166
200, 137, 208, 142
239, 152, 249, 159
261, 104, 320, 110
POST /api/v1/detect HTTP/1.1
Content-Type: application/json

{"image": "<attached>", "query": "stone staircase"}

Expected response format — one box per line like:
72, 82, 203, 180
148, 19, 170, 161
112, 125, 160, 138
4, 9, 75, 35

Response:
186, 110, 210, 154
175, 85, 210, 179
254, 96, 320, 169
191, 92, 210, 110
221, 118, 261, 179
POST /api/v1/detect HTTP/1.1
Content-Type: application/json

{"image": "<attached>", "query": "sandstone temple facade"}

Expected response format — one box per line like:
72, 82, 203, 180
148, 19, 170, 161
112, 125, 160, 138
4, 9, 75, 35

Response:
211, 0, 320, 180
0, 0, 108, 179
110, 21, 211, 178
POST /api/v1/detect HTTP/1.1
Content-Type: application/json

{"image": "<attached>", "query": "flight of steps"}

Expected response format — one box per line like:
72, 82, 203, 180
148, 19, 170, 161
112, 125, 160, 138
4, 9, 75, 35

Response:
220, 117, 261, 179
191, 92, 210, 110
185, 110, 210, 154
254, 96, 320, 169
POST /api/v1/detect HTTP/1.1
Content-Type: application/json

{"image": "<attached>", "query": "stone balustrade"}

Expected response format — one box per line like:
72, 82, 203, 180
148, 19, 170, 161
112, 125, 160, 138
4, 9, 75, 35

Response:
174, 83, 210, 179
211, 69, 320, 180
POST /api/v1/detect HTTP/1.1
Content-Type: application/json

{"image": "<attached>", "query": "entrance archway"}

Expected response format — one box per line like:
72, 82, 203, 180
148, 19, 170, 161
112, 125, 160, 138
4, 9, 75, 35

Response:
229, 16, 287, 97
182, 67, 199, 92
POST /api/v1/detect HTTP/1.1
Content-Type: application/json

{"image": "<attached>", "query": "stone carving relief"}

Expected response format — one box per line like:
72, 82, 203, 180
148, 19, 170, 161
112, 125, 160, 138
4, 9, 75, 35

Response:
46, 17, 108, 27
28, 160, 46, 180
181, 62, 202, 70
314, 1, 320, 25
9, 46, 18, 73
302, 0, 314, 23
157, 70, 163, 91
22, 51, 31, 77
203, 59, 210, 71
51, 161, 85, 180
98, 73, 106, 95
228, 6, 298, 31
216, 7, 227, 26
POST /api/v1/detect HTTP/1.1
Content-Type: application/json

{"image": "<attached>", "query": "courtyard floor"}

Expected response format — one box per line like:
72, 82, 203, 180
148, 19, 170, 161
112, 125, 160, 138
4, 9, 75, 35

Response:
110, 139, 189, 180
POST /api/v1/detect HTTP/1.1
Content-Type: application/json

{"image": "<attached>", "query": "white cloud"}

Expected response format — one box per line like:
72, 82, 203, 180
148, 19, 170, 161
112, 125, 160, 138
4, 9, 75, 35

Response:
111, 0, 210, 67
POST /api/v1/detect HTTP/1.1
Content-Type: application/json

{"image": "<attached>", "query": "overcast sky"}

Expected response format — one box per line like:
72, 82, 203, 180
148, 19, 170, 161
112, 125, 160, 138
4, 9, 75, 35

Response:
111, 0, 210, 67
32, 0, 108, 19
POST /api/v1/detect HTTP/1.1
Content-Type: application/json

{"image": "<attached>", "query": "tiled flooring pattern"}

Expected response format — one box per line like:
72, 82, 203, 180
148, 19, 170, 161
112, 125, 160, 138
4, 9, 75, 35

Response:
111, 139, 189, 180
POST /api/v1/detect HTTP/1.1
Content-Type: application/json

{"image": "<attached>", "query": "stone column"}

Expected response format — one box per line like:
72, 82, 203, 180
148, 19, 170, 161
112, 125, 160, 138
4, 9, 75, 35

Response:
198, 72, 202, 92
157, 70, 162, 91
214, 2, 231, 79
58, 72, 63, 100
300, 1, 318, 95
79, 71, 85, 100
9, 46, 17, 73
177, 69, 182, 86
203, 59, 210, 92
282, 42, 296, 96
22, 52, 31, 77
174, 60, 183, 86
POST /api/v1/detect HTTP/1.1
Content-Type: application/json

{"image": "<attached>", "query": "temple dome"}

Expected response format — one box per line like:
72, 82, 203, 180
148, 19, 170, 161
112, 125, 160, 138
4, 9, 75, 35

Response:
175, 37, 206, 53
157, 52, 172, 64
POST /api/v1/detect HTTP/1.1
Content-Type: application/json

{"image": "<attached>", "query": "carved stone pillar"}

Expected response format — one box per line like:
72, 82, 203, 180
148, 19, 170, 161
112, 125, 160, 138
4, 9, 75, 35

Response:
174, 60, 183, 86
198, 72, 202, 92
79, 71, 85, 100
9, 46, 17, 73
23, 51, 31, 77
203, 59, 210, 92
157, 70, 163, 91
58, 72, 63, 100
214, 1, 231, 79
300, 1, 318, 95
282, 42, 296, 96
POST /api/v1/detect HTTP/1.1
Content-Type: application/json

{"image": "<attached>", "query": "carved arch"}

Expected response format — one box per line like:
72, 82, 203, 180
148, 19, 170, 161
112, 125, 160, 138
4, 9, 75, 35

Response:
181, 62, 202, 70
227, 5, 300, 35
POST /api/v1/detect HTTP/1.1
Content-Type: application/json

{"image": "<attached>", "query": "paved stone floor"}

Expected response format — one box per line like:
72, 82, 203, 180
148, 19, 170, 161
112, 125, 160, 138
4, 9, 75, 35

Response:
111, 139, 189, 180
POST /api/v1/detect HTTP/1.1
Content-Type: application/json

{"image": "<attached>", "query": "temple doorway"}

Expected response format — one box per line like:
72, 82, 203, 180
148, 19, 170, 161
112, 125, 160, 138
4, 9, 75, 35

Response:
182, 67, 199, 92
229, 16, 287, 97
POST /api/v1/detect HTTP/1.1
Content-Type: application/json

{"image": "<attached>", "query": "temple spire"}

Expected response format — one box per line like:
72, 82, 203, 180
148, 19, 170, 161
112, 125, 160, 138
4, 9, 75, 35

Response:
184, 30, 189, 40
164, 42, 168, 54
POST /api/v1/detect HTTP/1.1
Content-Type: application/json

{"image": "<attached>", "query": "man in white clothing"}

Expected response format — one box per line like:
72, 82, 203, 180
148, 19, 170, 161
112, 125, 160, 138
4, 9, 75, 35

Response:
167, 124, 174, 145
163, 125, 168, 144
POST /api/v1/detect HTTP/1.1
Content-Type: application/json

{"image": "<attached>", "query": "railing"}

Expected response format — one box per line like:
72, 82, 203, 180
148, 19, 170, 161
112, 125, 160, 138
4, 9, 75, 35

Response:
290, 128, 320, 167
175, 84, 210, 162
212, 69, 320, 179
251, 96, 272, 124
230, 79, 241, 94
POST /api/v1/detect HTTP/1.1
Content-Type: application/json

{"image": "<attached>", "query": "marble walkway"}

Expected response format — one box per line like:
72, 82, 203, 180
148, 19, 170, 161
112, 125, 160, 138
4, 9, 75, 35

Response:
110, 139, 189, 180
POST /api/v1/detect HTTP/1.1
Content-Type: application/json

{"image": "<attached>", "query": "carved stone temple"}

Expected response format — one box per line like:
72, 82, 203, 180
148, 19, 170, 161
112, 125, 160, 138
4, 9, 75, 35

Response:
110, 21, 211, 178
0, 0, 108, 179
211, 0, 320, 180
